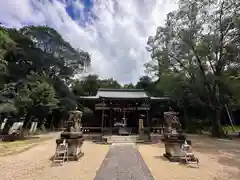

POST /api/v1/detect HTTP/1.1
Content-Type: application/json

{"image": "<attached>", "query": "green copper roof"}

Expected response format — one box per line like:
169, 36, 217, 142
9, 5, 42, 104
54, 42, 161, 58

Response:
79, 88, 170, 101
96, 88, 148, 99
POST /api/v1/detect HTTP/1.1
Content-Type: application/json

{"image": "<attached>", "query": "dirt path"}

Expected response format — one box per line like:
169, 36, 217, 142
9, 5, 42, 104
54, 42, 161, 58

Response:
0, 138, 109, 180
138, 137, 240, 180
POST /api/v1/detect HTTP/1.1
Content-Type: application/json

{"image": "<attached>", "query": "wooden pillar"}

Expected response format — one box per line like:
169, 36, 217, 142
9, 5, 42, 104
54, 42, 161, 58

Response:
109, 109, 111, 127
109, 109, 112, 134
101, 99, 105, 133
101, 109, 104, 132
123, 109, 126, 125
146, 110, 149, 127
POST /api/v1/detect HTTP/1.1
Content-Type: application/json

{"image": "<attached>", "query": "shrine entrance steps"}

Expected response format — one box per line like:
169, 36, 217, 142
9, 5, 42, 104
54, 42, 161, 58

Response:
94, 143, 154, 180
104, 135, 138, 144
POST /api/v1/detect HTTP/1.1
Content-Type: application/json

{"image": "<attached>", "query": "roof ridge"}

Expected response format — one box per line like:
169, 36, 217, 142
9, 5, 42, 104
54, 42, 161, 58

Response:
98, 88, 145, 92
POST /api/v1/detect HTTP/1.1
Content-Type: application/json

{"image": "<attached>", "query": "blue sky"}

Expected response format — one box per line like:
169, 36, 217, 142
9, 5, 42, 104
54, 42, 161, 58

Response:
0, 0, 177, 84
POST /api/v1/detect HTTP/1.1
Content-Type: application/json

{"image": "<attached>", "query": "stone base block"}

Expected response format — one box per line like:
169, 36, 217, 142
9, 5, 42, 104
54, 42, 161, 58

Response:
163, 139, 185, 162
50, 151, 84, 162
67, 151, 84, 161
163, 153, 181, 162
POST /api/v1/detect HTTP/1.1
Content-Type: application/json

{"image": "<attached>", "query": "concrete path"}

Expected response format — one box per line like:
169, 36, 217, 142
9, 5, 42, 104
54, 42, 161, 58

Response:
94, 143, 154, 180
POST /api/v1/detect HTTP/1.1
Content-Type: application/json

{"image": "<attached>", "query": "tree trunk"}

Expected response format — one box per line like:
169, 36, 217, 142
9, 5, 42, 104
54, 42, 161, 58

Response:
20, 115, 32, 137
183, 105, 189, 130
211, 108, 223, 137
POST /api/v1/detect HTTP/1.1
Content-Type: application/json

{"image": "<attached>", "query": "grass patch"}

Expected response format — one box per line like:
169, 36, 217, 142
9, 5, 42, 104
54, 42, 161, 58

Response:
0, 136, 53, 156
223, 125, 240, 132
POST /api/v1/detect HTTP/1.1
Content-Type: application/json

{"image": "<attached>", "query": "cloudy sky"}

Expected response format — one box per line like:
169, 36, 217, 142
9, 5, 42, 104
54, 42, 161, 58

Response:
0, 0, 177, 84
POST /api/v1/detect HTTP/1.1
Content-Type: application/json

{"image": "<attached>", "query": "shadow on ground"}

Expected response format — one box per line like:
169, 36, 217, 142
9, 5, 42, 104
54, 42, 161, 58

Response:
1, 135, 41, 142
154, 155, 168, 161
192, 137, 240, 165
190, 136, 240, 177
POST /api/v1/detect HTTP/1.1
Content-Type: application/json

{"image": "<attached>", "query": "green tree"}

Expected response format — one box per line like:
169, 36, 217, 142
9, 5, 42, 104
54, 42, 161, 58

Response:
146, 0, 240, 137
135, 76, 160, 96
72, 75, 122, 97
0, 25, 91, 129
15, 73, 58, 127
99, 78, 121, 89
123, 83, 135, 89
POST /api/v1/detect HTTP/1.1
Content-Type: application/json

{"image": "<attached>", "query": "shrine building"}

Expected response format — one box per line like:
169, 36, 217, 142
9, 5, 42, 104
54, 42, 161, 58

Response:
79, 88, 170, 135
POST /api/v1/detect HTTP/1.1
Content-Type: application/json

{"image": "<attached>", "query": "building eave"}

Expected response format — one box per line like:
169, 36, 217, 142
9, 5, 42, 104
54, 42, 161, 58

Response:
150, 97, 170, 101
79, 96, 98, 100
99, 96, 149, 100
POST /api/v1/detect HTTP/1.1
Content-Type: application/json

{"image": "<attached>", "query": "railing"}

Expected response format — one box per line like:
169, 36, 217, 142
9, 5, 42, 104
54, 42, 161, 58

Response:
95, 103, 150, 110
151, 127, 164, 134
81, 127, 102, 133
81, 126, 165, 134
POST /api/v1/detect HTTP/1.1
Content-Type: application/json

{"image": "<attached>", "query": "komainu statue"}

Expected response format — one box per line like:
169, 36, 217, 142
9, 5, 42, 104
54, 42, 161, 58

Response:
164, 107, 181, 134
162, 107, 186, 162
52, 109, 84, 164
66, 110, 83, 132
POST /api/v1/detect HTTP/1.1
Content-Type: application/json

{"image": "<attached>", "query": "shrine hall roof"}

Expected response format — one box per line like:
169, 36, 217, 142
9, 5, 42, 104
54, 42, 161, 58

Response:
79, 88, 169, 101
96, 88, 148, 99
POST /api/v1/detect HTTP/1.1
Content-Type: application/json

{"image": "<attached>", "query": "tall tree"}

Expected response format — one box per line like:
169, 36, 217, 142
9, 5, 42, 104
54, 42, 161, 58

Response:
72, 75, 122, 97
146, 0, 240, 136
123, 83, 135, 89
0, 25, 91, 128
135, 76, 160, 96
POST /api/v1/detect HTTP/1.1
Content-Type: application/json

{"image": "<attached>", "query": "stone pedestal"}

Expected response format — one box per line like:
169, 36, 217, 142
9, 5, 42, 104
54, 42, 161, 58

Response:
55, 137, 84, 161
163, 139, 185, 162
162, 109, 186, 162
66, 138, 84, 161
53, 109, 84, 163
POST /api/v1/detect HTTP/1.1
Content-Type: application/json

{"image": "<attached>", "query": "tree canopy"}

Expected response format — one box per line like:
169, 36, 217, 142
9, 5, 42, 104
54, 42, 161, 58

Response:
0, 25, 91, 128
145, 0, 240, 136
1, 0, 240, 137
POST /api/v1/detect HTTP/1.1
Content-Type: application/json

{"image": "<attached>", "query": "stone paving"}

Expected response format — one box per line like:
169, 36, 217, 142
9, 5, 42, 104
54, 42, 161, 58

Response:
94, 143, 154, 180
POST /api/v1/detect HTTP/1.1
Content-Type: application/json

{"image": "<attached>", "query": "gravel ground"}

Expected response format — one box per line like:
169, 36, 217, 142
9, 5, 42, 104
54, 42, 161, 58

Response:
0, 137, 109, 180
1, 134, 239, 180
138, 136, 240, 180
94, 143, 154, 180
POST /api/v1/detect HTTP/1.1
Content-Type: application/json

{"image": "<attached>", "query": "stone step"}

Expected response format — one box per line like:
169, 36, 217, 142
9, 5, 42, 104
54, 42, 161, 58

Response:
108, 139, 136, 143
106, 135, 138, 143
109, 136, 137, 138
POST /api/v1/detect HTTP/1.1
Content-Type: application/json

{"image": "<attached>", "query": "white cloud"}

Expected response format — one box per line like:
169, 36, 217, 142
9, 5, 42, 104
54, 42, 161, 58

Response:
0, 0, 178, 84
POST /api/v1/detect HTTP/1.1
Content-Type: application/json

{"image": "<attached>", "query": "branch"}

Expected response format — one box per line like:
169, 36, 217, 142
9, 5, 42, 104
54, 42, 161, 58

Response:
216, 1, 228, 73
218, 1, 224, 61
189, 44, 217, 107
206, 55, 216, 74
168, 53, 188, 70
176, 33, 207, 80
169, 62, 181, 73
191, 45, 207, 78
